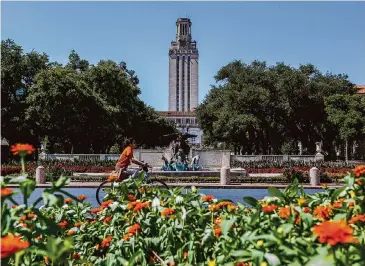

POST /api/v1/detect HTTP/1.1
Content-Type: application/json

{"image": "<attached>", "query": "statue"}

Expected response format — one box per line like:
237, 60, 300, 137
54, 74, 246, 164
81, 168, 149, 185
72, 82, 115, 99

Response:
161, 131, 200, 171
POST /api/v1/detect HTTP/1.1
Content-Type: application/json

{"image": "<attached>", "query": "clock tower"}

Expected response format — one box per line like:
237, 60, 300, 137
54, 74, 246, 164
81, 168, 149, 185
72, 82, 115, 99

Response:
168, 18, 199, 112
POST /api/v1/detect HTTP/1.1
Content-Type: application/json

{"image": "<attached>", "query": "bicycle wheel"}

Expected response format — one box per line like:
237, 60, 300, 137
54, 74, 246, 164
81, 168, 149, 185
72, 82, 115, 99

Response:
96, 180, 115, 205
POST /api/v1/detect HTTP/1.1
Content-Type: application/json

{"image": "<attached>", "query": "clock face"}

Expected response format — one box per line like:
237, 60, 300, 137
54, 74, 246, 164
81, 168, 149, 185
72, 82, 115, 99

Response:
179, 40, 187, 49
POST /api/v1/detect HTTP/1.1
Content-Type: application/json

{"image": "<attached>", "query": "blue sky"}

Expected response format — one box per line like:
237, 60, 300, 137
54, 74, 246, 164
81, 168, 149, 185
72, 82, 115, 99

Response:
2, 2, 365, 111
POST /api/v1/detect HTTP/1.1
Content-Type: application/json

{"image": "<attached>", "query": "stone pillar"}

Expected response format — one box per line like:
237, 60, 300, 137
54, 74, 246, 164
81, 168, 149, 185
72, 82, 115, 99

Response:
315, 153, 324, 161
221, 150, 231, 168
220, 166, 231, 185
36, 166, 46, 184
309, 167, 320, 186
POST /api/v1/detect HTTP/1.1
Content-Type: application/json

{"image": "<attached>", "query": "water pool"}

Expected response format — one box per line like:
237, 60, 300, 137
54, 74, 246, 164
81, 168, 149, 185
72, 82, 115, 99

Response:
10, 187, 323, 207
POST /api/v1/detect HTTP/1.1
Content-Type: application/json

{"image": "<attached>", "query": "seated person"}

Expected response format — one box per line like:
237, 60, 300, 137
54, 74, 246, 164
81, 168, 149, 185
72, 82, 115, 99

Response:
115, 138, 147, 180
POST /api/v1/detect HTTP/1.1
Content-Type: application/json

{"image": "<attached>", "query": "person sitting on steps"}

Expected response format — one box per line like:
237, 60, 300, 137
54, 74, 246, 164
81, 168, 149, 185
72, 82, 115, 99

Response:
115, 138, 148, 180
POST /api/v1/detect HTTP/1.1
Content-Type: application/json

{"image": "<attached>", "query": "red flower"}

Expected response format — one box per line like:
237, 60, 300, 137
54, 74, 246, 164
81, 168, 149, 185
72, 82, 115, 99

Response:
100, 236, 112, 248
66, 230, 76, 236
72, 253, 80, 260
10, 143, 35, 156
74, 221, 83, 227
1, 234, 30, 258
64, 198, 72, 204
303, 207, 311, 213
161, 208, 175, 217
214, 227, 222, 237
349, 214, 365, 224
58, 220, 68, 229
128, 224, 141, 234
103, 216, 112, 223
354, 165, 365, 177
313, 220, 358, 246
128, 194, 137, 201
1, 188, 13, 198
90, 208, 101, 214
262, 205, 278, 213
202, 195, 214, 202
100, 200, 113, 209
77, 195, 87, 201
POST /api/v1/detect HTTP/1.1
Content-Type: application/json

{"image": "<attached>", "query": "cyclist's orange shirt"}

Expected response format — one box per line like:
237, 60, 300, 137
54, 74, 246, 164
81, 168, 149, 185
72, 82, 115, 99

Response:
116, 146, 133, 169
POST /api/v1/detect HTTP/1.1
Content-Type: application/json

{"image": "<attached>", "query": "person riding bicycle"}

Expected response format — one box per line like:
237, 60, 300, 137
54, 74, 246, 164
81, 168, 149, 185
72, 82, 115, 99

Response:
115, 138, 148, 180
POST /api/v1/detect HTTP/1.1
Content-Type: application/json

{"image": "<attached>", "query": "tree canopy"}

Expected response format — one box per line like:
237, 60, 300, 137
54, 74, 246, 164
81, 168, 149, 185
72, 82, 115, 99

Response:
196, 60, 358, 157
1, 39, 176, 154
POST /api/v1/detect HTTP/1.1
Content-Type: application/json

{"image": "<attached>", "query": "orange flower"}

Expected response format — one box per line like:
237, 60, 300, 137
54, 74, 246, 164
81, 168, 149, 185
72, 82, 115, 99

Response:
133, 202, 150, 212
128, 224, 141, 234
354, 165, 365, 177
66, 230, 76, 236
356, 179, 363, 185
100, 200, 113, 209
161, 208, 175, 217
349, 214, 365, 224
100, 236, 112, 248
313, 206, 332, 220
11, 205, 17, 208
10, 143, 35, 156
278, 206, 291, 219
138, 186, 152, 193
77, 195, 87, 201
128, 194, 137, 201
262, 205, 278, 213
202, 195, 214, 202
214, 227, 222, 237
44, 256, 50, 264
123, 233, 132, 241
1, 233, 30, 258
58, 220, 68, 229
72, 253, 81, 260
103, 216, 112, 223
184, 251, 188, 259
313, 220, 358, 246
1, 188, 13, 198
332, 198, 345, 209
90, 208, 101, 214
27, 213, 37, 219
64, 198, 72, 204
74, 221, 83, 227
214, 217, 223, 226
107, 175, 118, 182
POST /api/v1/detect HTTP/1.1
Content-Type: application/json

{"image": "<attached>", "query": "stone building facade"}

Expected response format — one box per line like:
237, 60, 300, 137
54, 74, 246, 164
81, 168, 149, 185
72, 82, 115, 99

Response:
168, 18, 199, 112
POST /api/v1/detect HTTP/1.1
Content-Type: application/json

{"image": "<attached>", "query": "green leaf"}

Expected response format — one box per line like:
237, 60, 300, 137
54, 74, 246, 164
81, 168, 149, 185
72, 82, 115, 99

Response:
330, 186, 347, 203
243, 196, 259, 207
54, 175, 70, 189
230, 250, 251, 257
268, 187, 286, 200
42, 191, 63, 207
221, 218, 236, 236
19, 179, 36, 203
333, 213, 347, 221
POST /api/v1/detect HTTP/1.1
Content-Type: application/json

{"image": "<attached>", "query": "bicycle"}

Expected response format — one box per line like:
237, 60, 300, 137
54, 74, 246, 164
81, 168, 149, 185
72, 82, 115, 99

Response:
96, 164, 169, 205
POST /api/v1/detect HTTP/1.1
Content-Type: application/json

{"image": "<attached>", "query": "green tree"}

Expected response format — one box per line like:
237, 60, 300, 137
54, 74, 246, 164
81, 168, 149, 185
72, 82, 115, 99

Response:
325, 94, 365, 160
1, 39, 50, 144
197, 60, 355, 156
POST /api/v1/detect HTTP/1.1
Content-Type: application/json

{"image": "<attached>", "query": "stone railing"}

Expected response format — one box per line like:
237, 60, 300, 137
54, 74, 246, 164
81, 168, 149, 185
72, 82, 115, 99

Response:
41, 150, 324, 168
231, 154, 324, 163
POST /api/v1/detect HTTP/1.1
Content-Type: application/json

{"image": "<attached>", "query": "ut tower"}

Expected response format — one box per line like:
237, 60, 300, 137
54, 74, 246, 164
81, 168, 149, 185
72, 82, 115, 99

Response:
168, 18, 199, 112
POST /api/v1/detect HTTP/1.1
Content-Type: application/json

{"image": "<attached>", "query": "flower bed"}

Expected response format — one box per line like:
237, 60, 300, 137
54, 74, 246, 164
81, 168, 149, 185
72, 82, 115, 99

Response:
2, 165, 365, 265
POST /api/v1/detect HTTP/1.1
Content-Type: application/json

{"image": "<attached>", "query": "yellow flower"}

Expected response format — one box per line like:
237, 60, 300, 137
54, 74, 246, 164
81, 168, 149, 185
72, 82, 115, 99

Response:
277, 227, 284, 234
257, 240, 264, 247
349, 191, 356, 198
261, 262, 268, 266
297, 197, 307, 206
208, 261, 216, 266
